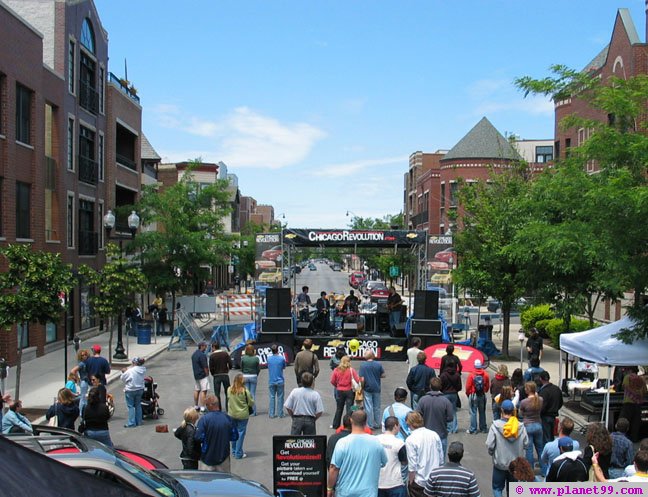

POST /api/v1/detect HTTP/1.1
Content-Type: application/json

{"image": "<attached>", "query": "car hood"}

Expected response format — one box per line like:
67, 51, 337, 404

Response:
159, 470, 272, 497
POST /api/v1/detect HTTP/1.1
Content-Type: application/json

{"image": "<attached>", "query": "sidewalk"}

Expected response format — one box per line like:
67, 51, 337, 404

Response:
3, 315, 252, 418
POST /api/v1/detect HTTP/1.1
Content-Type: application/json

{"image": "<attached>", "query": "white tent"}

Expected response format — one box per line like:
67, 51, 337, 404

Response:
560, 316, 646, 366
559, 316, 645, 428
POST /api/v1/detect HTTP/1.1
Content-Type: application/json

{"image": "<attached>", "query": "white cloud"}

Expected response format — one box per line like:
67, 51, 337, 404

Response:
311, 156, 406, 178
474, 96, 553, 116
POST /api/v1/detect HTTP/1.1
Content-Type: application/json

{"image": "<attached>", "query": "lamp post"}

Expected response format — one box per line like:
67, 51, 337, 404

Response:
103, 209, 140, 360
518, 331, 526, 371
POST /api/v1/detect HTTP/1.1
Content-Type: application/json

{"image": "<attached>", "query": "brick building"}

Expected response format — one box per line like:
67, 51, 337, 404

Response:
0, 0, 145, 364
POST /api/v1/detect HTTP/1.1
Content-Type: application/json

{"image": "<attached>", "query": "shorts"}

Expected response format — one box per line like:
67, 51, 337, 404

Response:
194, 377, 210, 392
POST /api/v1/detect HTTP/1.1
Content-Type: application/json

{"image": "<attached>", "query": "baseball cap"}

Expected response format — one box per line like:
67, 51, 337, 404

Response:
558, 437, 574, 448
91, 344, 101, 353
131, 356, 142, 365
501, 400, 515, 413
474, 359, 483, 369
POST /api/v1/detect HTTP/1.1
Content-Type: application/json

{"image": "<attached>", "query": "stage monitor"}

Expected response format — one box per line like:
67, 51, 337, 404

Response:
266, 288, 291, 317
410, 319, 442, 336
342, 323, 358, 337
262, 317, 293, 334
414, 290, 439, 319
391, 322, 406, 338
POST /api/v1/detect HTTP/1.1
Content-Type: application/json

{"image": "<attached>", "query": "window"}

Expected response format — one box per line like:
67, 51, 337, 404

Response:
0, 177, 3, 237
440, 183, 446, 210
0, 73, 4, 135
79, 52, 98, 114
67, 193, 75, 248
78, 199, 97, 255
98, 132, 104, 181
45, 104, 57, 241
68, 39, 75, 93
79, 125, 97, 185
449, 182, 458, 208
15, 181, 31, 239
15, 84, 32, 144
17, 322, 29, 349
45, 322, 57, 344
99, 66, 105, 113
98, 202, 104, 249
67, 117, 75, 171
535, 146, 553, 163
554, 140, 560, 161
80, 19, 95, 53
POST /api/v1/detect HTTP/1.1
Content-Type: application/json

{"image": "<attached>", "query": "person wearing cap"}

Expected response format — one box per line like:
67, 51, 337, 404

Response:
120, 357, 146, 427
192, 342, 210, 411
545, 436, 588, 482
465, 359, 490, 434
538, 370, 563, 446
540, 417, 580, 476
424, 441, 479, 497
486, 399, 528, 497
85, 344, 110, 386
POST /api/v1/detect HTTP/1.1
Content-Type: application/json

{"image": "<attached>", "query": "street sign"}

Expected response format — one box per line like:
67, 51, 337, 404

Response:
228, 265, 234, 274
389, 265, 400, 277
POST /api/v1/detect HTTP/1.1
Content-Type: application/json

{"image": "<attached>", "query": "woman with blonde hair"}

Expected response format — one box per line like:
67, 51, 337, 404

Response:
519, 381, 544, 468
174, 407, 201, 469
227, 373, 254, 459
240, 344, 260, 416
46, 388, 80, 429
70, 349, 90, 413
330, 355, 360, 430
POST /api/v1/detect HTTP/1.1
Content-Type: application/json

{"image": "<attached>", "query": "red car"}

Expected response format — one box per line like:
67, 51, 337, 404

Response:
261, 245, 283, 261
434, 247, 456, 264
349, 272, 366, 289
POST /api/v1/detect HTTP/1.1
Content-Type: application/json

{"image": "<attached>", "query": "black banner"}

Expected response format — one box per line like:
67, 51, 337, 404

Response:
295, 336, 408, 361
231, 342, 295, 369
283, 228, 426, 247
273, 435, 327, 497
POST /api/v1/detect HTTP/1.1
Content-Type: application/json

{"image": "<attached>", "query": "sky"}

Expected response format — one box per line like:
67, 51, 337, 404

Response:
94, 1, 646, 229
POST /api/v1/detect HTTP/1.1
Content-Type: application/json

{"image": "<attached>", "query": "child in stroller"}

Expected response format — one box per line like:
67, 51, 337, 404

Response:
141, 376, 164, 419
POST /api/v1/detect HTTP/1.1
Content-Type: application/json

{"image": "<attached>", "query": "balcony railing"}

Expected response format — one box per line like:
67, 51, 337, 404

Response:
142, 161, 158, 179
411, 211, 429, 226
79, 230, 98, 255
79, 155, 98, 185
79, 81, 99, 114
116, 152, 137, 171
108, 72, 141, 103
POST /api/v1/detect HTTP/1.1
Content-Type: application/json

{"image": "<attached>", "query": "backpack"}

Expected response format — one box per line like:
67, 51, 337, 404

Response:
473, 374, 485, 396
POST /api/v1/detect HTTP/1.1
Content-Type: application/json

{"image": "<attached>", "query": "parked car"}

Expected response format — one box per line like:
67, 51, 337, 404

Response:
331, 264, 342, 271
486, 297, 528, 312
308, 263, 317, 271
7, 426, 277, 497
360, 280, 388, 296
434, 247, 456, 264
261, 245, 283, 262
349, 271, 366, 289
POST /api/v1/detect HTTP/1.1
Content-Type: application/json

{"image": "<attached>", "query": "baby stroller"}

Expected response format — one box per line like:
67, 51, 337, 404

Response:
141, 376, 164, 419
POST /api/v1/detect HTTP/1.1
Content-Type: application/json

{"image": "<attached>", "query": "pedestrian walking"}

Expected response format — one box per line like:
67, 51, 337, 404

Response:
359, 350, 385, 430
191, 341, 210, 411
328, 410, 387, 497
465, 359, 489, 434
526, 328, 543, 366
490, 365, 511, 421
284, 372, 324, 435
70, 348, 90, 413
209, 341, 231, 412
486, 400, 528, 497
406, 351, 436, 409
538, 371, 563, 446
439, 365, 462, 434
85, 344, 110, 385
417, 377, 453, 457
174, 407, 201, 469
519, 381, 544, 469
405, 411, 444, 497
381, 388, 412, 441
121, 356, 146, 428
376, 416, 408, 497
424, 441, 480, 497
267, 344, 286, 418
240, 344, 260, 416
294, 339, 320, 387
331, 356, 361, 430
195, 395, 236, 471
227, 373, 254, 459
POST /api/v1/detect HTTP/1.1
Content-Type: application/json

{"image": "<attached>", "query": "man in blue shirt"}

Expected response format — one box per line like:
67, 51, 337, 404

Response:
191, 341, 209, 411
194, 395, 235, 472
267, 344, 286, 418
85, 344, 110, 385
382, 388, 412, 441
328, 410, 387, 497
359, 350, 386, 430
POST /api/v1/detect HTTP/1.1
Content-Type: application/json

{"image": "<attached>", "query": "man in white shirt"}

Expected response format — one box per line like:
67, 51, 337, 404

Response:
405, 411, 443, 497
376, 416, 408, 497
407, 337, 422, 373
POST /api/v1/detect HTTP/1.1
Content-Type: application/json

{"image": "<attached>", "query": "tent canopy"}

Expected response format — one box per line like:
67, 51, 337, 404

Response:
559, 316, 647, 366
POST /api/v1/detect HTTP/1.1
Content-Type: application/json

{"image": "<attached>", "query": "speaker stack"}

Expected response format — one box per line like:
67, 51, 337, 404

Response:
411, 290, 443, 347
259, 288, 293, 346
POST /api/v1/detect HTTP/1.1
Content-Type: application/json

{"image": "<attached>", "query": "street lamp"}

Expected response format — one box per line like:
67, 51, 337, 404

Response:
103, 209, 140, 360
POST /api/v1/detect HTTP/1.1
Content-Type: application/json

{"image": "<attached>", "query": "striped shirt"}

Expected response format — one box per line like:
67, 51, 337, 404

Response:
424, 462, 480, 497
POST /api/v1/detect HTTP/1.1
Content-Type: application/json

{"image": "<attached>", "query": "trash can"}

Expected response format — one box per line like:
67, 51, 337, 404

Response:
137, 322, 152, 345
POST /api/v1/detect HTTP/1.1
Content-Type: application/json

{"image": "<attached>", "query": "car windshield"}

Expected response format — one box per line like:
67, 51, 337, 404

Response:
114, 457, 177, 497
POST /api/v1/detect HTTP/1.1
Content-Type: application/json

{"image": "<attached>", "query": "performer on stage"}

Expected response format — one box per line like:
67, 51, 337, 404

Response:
387, 287, 403, 332
295, 286, 312, 322
315, 291, 332, 333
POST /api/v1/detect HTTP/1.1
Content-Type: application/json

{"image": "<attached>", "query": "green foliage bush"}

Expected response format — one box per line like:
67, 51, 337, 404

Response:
520, 304, 555, 332
546, 318, 591, 347
535, 318, 553, 337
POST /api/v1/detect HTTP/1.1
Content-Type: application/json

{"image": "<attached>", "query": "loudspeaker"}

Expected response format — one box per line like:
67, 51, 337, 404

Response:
342, 322, 358, 337
410, 319, 442, 336
266, 288, 291, 317
257, 332, 293, 348
414, 290, 439, 319
296, 321, 311, 336
391, 322, 406, 338
262, 317, 292, 334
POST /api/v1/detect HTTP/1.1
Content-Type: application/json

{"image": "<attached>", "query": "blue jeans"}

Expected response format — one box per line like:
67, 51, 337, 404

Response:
244, 375, 257, 415
441, 436, 447, 461
125, 389, 144, 427
525, 422, 543, 467
389, 310, 401, 330
492, 401, 501, 421
469, 394, 487, 433
492, 466, 513, 497
212, 326, 230, 350
269, 383, 285, 418
411, 392, 422, 410
444, 392, 458, 433
363, 391, 382, 429
231, 418, 248, 458
86, 429, 113, 448
79, 379, 89, 415
378, 485, 408, 497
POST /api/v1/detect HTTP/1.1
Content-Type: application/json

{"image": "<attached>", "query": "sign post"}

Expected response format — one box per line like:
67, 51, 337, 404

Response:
273, 435, 327, 497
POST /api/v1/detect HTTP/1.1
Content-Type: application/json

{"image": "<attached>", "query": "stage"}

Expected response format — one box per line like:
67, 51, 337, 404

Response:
294, 333, 409, 361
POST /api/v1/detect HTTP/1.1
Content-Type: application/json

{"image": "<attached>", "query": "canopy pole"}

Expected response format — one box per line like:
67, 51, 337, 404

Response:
558, 350, 563, 392
603, 366, 611, 428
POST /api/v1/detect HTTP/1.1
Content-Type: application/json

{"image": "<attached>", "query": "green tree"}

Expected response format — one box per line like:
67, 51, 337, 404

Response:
80, 243, 147, 360
134, 160, 233, 311
0, 245, 76, 399
453, 166, 532, 356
